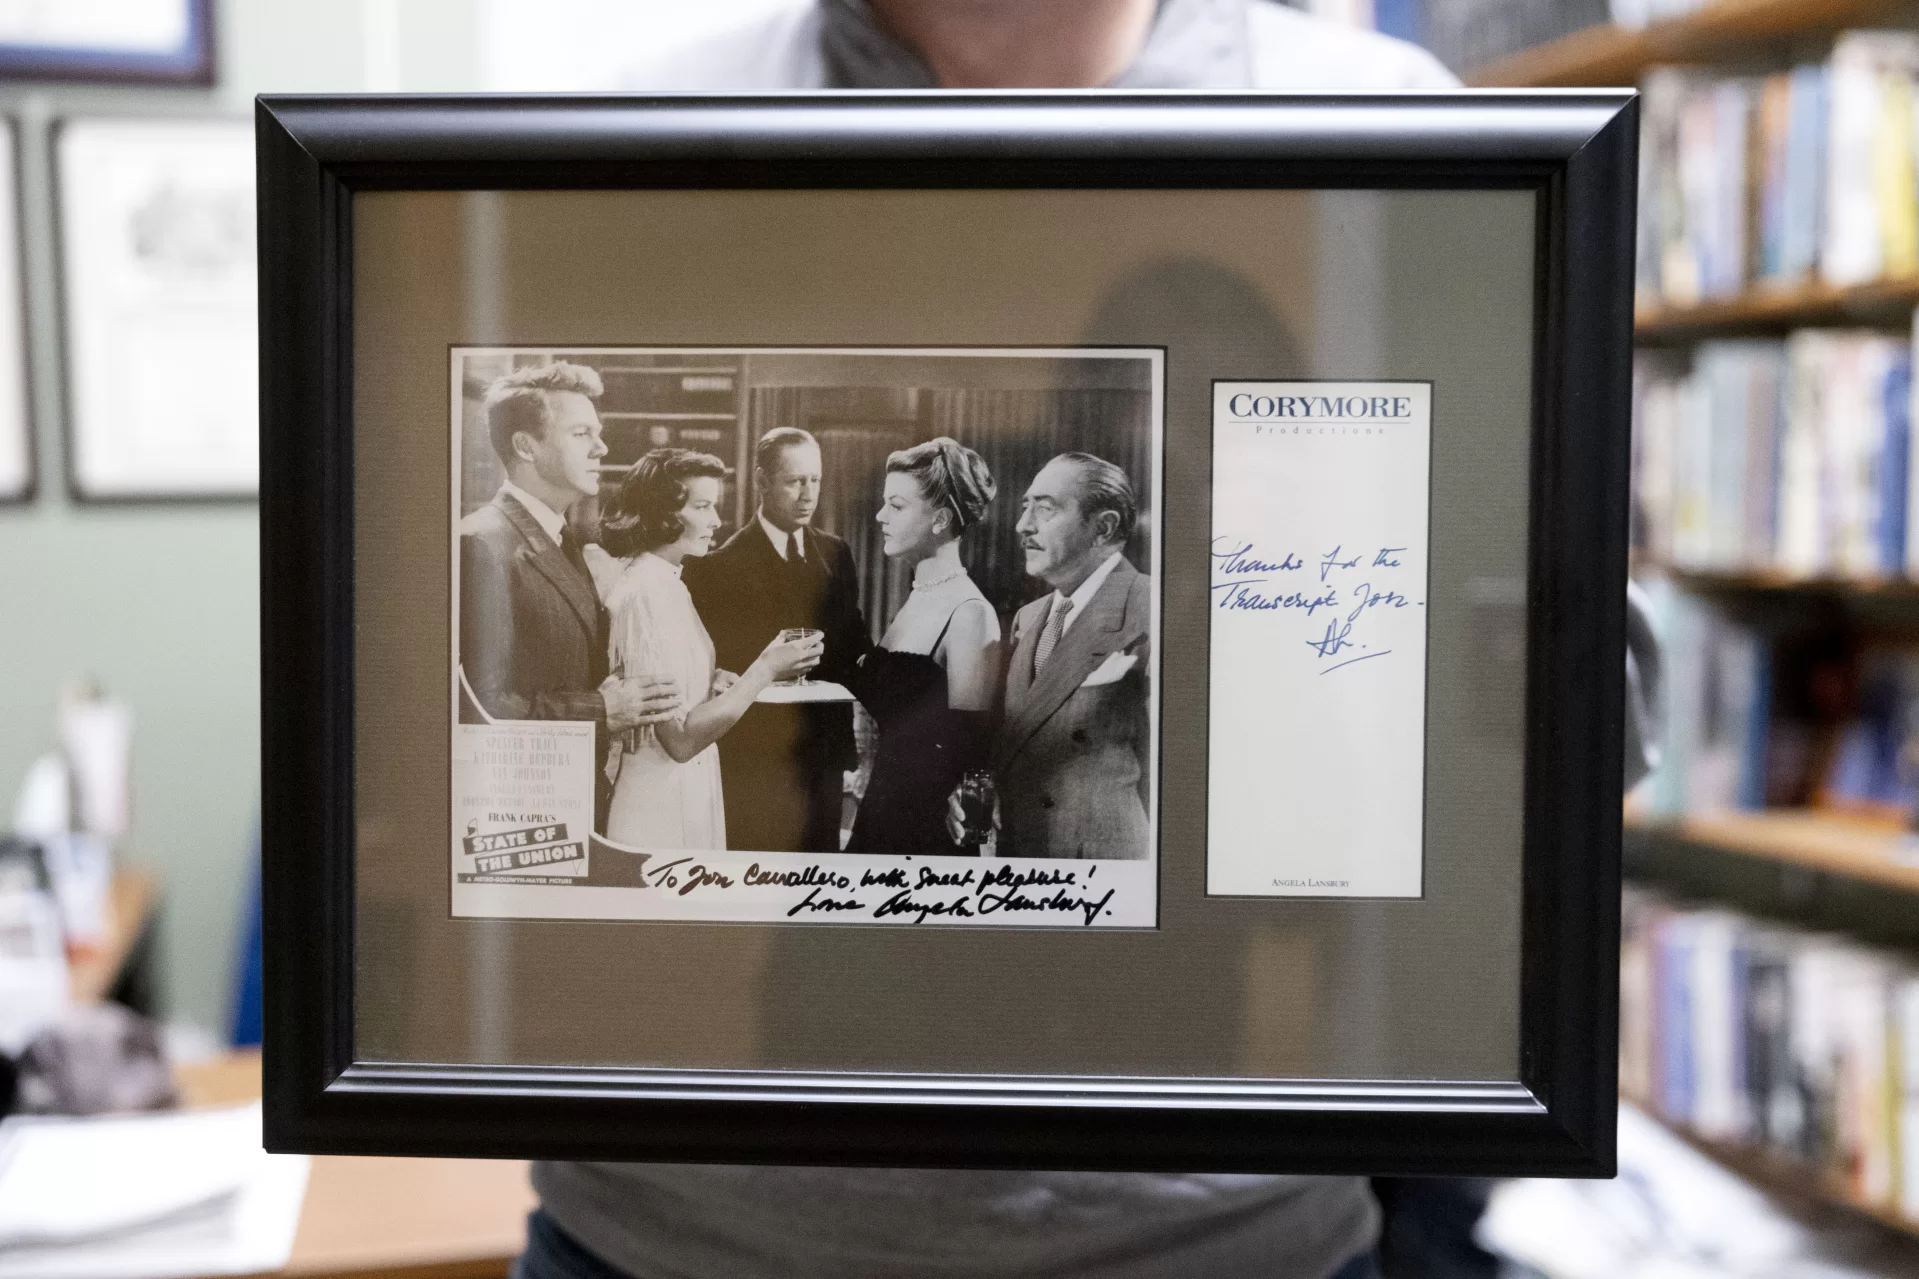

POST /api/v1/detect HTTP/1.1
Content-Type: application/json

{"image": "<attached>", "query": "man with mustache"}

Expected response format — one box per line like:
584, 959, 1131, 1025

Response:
683, 427, 870, 852
989, 450, 1153, 859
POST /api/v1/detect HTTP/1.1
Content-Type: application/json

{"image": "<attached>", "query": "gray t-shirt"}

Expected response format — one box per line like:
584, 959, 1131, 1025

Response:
537, 4, 1461, 1278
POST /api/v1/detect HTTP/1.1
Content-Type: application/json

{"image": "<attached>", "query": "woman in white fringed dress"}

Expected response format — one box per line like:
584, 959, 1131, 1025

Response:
585, 448, 821, 849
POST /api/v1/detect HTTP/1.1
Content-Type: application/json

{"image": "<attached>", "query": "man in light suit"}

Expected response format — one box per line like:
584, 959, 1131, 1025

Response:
459, 361, 680, 830
989, 451, 1153, 860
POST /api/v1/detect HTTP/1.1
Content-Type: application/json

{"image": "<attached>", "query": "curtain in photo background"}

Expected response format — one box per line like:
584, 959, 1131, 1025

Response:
930, 386, 1154, 619
749, 383, 1155, 636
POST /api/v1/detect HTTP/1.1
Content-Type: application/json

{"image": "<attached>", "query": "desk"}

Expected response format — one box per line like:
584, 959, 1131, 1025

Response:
176, 1055, 535, 1279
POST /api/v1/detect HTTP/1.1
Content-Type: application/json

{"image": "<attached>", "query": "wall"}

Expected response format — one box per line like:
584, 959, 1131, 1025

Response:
0, 0, 482, 1035
0, 0, 788, 1037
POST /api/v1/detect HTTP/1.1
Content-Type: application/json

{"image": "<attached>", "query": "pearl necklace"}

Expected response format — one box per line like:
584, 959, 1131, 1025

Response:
913, 564, 966, 590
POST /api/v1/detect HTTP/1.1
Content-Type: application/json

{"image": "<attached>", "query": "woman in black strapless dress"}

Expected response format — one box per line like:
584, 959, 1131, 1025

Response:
846, 438, 1001, 856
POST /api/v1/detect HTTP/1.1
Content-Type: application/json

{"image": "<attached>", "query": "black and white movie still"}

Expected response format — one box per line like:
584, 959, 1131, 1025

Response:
450, 347, 1162, 928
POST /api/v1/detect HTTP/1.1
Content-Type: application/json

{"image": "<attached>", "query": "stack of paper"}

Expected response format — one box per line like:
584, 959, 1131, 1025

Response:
0, 1103, 308, 1279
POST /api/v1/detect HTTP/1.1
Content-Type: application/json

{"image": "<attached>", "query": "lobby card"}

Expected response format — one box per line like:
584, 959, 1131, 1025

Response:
1207, 381, 1432, 898
450, 346, 1163, 928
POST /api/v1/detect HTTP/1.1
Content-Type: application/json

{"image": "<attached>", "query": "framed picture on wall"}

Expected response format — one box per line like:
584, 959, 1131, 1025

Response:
0, 120, 32, 504
0, 0, 214, 86
57, 116, 256, 501
257, 93, 1637, 1175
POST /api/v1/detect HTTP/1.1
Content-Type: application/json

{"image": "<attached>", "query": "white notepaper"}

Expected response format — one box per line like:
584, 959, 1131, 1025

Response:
1207, 381, 1430, 897
0, 1102, 309, 1279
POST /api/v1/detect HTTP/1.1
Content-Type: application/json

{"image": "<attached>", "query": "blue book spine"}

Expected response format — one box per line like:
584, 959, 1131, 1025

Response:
1781, 65, 1828, 279
1759, 79, 1789, 279
1737, 636, 1772, 809
1882, 353, 1912, 573
1661, 928, 1697, 1121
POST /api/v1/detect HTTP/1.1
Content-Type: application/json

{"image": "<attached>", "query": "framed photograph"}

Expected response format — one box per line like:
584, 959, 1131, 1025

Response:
0, 121, 32, 504
0, 0, 214, 86
260, 93, 1637, 1175
57, 116, 256, 501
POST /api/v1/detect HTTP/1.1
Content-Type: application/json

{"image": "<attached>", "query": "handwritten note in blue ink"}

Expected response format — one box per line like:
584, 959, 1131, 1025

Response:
1207, 382, 1430, 899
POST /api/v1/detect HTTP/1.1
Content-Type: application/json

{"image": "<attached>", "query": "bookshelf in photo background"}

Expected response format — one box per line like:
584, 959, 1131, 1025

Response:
1467, 0, 1919, 90
1637, 32, 1919, 316
1632, 327, 1916, 580
1454, 0, 1919, 1248
1635, 575, 1919, 825
1621, 885, 1919, 1229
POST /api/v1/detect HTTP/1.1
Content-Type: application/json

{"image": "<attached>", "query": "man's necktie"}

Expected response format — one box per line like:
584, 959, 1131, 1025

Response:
559, 526, 592, 586
1033, 596, 1073, 677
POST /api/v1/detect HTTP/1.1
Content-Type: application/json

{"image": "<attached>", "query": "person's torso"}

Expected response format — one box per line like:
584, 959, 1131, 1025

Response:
689, 523, 842, 672
471, 504, 607, 691
539, 6, 1447, 1275
603, 554, 716, 707
534, 1161, 1379, 1279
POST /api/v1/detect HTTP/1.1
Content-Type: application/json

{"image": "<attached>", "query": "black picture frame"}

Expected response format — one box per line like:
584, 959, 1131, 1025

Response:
258, 92, 1637, 1176
0, 0, 214, 86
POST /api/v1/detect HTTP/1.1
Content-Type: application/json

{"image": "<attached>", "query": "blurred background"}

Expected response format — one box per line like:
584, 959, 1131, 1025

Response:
12, 0, 1919, 1277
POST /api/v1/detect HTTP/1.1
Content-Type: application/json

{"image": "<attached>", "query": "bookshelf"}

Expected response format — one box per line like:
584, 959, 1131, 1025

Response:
1472, 0, 1919, 1254
1466, 0, 1919, 88
1660, 567, 1919, 598
1624, 808, 1919, 893
1636, 277, 1919, 341
1649, 1108, 1919, 1243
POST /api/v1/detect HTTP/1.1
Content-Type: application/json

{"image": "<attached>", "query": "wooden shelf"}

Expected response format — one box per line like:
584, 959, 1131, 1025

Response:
1636, 277, 1919, 339
1626, 808, 1919, 894
1468, 0, 1919, 87
1634, 1104, 1919, 1245
1660, 566, 1919, 597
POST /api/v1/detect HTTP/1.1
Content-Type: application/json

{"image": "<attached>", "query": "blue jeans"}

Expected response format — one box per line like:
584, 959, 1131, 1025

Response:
1326, 1251, 1384, 1279
514, 1208, 1384, 1279
513, 1211, 629, 1279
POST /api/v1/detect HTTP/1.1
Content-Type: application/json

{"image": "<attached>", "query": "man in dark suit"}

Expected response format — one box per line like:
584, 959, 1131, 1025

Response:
952, 452, 1153, 860
459, 360, 681, 829
684, 427, 869, 853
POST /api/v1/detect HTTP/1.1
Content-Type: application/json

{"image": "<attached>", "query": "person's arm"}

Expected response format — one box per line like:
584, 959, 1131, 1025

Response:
934, 599, 1001, 849
1624, 581, 1662, 791
938, 598, 1001, 713
819, 538, 874, 686
653, 631, 822, 763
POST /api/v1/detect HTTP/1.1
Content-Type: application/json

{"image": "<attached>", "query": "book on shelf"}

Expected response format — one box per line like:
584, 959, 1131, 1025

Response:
1638, 577, 1770, 817
1634, 577, 1919, 822
1622, 887, 1919, 1216
1637, 33, 1919, 311
1292, 0, 1608, 76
